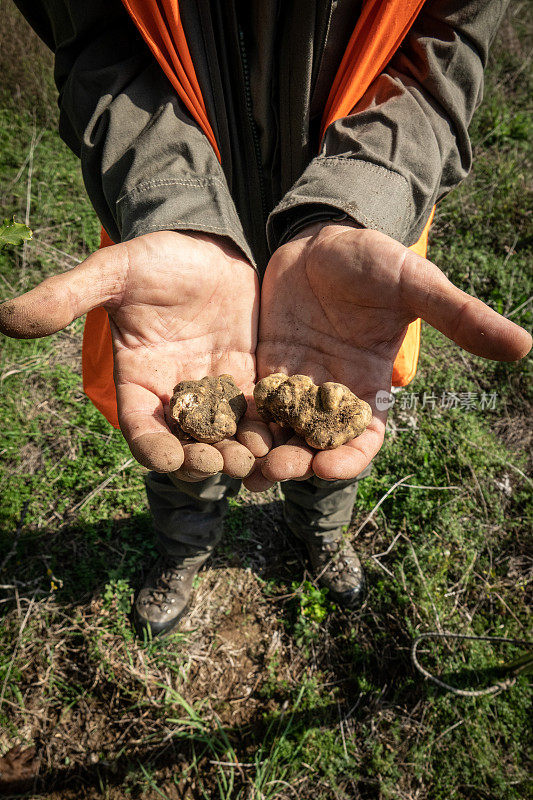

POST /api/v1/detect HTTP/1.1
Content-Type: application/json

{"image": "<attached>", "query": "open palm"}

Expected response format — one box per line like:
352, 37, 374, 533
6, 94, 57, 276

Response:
257, 223, 531, 482
0, 230, 262, 478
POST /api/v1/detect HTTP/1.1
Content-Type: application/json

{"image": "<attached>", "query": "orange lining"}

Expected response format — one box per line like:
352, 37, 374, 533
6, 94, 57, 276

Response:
321, 0, 426, 138
82, 230, 120, 428
120, 0, 220, 159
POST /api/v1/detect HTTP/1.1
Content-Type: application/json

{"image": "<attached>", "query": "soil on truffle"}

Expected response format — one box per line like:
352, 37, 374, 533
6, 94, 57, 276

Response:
254, 374, 372, 449
169, 375, 247, 444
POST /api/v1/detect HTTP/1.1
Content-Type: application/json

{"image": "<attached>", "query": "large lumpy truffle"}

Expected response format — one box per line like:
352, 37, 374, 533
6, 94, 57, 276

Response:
254, 374, 372, 450
169, 375, 247, 444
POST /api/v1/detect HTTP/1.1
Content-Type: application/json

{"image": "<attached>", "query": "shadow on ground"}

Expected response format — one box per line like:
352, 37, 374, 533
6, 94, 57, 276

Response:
0, 495, 307, 608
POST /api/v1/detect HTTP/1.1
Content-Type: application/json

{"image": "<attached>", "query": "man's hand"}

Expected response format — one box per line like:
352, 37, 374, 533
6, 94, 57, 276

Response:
0, 230, 270, 478
256, 223, 532, 483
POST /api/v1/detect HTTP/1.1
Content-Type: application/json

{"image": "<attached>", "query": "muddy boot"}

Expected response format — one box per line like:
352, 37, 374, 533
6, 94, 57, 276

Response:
133, 551, 209, 638
305, 535, 364, 608
136, 471, 241, 637
281, 472, 370, 608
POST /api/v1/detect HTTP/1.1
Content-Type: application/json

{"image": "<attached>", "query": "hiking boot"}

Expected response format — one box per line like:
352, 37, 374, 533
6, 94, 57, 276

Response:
133, 552, 208, 638
305, 536, 365, 608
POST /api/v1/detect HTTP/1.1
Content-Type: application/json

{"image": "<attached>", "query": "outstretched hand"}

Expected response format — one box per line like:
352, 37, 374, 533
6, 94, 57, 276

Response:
255, 223, 532, 484
0, 230, 271, 479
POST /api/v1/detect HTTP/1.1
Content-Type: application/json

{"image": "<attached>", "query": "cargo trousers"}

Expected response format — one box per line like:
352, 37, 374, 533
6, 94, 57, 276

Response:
145, 466, 371, 565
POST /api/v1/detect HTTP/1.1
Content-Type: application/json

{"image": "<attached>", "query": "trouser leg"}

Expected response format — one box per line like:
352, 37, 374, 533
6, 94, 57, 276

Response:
144, 471, 241, 562
281, 464, 372, 543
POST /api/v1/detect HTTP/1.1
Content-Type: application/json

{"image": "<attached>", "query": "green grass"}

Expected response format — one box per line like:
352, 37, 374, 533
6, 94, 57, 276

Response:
0, 6, 531, 800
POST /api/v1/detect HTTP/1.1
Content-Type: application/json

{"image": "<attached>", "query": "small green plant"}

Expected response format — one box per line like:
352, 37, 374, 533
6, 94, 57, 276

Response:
100, 578, 135, 638
291, 580, 335, 649
297, 580, 333, 624
0, 216, 32, 249
102, 578, 133, 616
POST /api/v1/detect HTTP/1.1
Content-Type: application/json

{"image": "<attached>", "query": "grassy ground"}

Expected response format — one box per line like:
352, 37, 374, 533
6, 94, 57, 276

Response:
0, 4, 531, 799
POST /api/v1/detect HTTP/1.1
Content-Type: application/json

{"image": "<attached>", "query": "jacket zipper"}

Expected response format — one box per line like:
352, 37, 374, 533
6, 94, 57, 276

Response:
238, 24, 268, 226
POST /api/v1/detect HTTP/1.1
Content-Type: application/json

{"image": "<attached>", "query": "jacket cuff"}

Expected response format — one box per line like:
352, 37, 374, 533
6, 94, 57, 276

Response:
267, 156, 415, 253
116, 174, 255, 266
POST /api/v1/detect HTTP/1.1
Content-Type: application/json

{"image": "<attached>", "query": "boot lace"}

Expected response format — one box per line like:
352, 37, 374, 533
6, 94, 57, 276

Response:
314, 540, 358, 578
143, 561, 186, 608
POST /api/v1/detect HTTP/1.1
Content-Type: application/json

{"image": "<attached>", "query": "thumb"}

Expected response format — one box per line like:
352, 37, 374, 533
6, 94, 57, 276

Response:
0, 247, 125, 339
403, 251, 532, 361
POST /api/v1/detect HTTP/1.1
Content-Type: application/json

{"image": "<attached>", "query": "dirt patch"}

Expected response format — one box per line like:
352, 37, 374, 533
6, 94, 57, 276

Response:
0, 544, 297, 795
183, 569, 282, 726
0, 486, 343, 798
14, 441, 44, 474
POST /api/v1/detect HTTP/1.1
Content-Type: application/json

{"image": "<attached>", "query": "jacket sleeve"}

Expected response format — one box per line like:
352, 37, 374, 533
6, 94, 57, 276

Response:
267, 0, 507, 250
13, 0, 254, 263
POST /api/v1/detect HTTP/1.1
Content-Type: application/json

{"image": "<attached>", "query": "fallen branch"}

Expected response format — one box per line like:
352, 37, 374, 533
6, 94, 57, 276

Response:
411, 631, 532, 697
353, 474, 414, 538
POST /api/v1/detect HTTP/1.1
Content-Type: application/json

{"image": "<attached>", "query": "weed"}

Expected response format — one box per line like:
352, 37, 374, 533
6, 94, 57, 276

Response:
289, 580, 336, 650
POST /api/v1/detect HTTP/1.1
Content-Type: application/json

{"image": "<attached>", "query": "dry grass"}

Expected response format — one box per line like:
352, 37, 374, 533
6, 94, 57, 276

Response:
0, 0, 57, 124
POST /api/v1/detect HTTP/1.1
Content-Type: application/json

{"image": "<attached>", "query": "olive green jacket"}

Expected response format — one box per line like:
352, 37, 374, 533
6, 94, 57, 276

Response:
16, 0, 507, 270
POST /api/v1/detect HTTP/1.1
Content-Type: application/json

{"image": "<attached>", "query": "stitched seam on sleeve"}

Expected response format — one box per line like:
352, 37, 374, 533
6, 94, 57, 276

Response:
129, 220, 242, 234
117, 175, 228, 204
313, 155, 408, 175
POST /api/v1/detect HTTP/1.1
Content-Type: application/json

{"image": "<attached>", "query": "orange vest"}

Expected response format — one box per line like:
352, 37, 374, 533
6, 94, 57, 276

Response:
83, 0, 430, 428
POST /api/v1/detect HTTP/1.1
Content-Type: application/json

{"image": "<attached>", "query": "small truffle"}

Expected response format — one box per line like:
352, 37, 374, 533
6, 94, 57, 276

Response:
170, 375, 247, 444
254, 374, 372, 450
